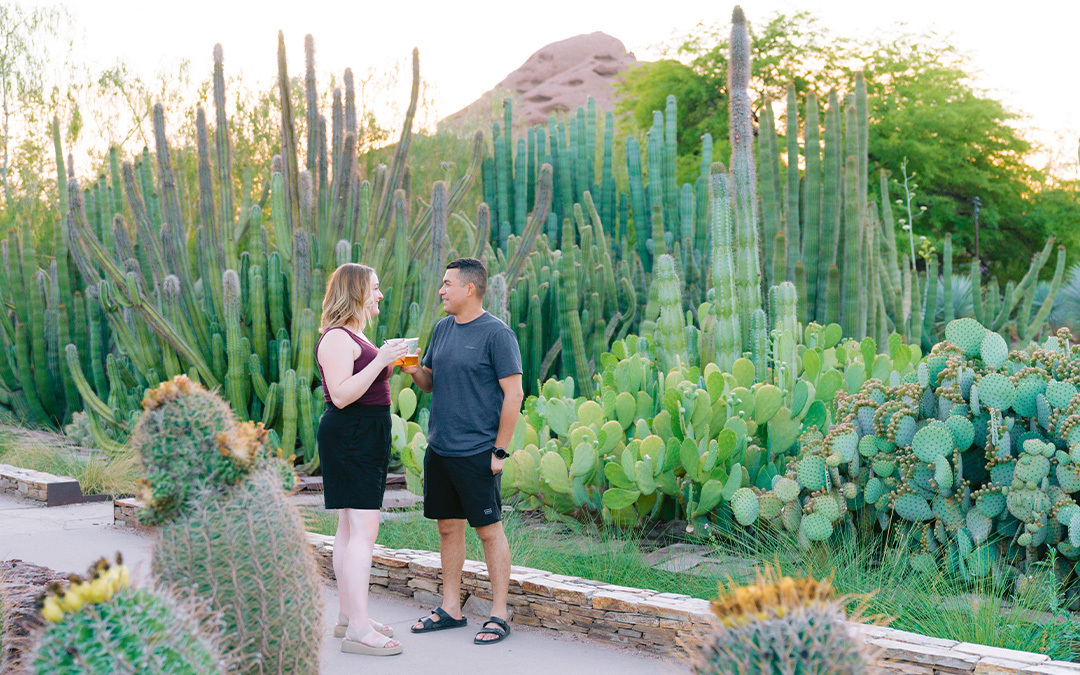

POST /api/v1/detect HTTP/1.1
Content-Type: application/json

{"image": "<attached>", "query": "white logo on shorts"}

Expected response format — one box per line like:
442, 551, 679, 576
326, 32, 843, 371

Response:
483, 508, 493, 515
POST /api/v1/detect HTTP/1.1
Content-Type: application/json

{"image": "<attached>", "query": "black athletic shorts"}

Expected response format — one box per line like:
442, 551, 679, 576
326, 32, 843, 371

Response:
423, 448, 503, 527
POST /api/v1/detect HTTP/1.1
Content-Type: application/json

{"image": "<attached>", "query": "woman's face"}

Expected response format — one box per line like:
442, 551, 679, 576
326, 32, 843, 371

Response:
364, 272, 384, 319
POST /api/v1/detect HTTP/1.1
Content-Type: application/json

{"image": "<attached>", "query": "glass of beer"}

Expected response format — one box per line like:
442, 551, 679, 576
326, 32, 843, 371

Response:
387, 337, 419, 368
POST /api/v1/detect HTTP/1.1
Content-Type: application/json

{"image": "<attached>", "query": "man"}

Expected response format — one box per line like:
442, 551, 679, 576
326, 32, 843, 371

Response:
402, 257, 524, 645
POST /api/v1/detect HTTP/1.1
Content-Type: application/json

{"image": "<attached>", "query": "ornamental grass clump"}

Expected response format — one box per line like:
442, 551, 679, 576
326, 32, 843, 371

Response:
689, 565, 873, 675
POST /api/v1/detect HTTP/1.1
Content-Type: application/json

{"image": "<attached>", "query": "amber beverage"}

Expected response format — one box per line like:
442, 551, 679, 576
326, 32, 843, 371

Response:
387, 337, 419, 367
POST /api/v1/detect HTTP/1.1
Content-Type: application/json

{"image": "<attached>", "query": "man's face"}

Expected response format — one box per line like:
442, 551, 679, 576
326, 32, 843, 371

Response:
439, 269, 471, 315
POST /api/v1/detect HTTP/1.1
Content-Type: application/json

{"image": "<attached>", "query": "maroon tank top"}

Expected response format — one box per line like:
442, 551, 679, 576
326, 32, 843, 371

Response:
315, 327, 392, 406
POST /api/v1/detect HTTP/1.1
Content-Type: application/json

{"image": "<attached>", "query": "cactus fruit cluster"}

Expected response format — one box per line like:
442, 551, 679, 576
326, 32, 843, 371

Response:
738, 317, 1080, 578
36, 554, 130, 625
133, 377, 323, 675
29, 555, 226, 675
689, 565, 871, 675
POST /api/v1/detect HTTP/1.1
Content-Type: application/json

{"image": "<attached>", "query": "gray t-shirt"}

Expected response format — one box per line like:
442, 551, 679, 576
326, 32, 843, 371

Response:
422, 312, 522, 457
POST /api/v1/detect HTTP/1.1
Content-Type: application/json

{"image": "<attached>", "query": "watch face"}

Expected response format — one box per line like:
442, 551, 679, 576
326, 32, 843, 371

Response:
494, 448, 509, 459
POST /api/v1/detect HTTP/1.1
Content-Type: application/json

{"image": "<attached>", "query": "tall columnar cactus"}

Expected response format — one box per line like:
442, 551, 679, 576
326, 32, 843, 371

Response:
802, 91, 823, 322
136, 377, 322, 675
758, 99, 781, 289
728, 6, 764, 356
30, 555, 227, 675
769, 282, 798, 394
223, 269, 248, 419
841, 155, 862, 339
710, 164, 741, 371
654, 254, 688, 371
819, 90, 843, 325
783, 84, 801, 282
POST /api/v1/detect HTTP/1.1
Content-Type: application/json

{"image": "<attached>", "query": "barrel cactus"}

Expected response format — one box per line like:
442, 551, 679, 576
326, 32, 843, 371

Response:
29, 555, 226, 675
689, 565, 872, 674
135, 377, 323, 675
134, 375, 294, 525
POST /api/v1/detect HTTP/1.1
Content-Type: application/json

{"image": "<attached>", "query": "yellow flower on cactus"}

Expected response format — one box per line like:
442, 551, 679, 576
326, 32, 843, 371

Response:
58, 588, 84, 614
711, 565, 838, 627
41, 595, 64, 623
36, 554, 131, 623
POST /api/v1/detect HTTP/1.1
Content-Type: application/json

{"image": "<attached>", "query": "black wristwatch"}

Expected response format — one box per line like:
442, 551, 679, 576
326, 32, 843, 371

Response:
492, 446, 509, 460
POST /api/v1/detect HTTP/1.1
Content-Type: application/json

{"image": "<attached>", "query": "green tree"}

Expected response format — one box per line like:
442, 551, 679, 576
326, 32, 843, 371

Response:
859, 34, 1051, 279
617, 11, 852, 185
0, 3, 82, 206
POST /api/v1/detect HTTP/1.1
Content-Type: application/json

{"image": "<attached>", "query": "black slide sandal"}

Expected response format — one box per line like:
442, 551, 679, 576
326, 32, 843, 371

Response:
411, 607, 468, 634
473, 616, 511, 645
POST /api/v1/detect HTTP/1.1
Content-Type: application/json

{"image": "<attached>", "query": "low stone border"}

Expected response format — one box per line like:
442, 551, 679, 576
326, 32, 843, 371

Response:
109, 496, 1080, 670
0, 464, 111, 507
306, 534, 1080, 671
113, 497, 146, 530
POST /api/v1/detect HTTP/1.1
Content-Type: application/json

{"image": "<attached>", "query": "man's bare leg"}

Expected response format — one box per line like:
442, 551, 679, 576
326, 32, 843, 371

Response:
412, 518, 467, 629
474, 520, 511, 641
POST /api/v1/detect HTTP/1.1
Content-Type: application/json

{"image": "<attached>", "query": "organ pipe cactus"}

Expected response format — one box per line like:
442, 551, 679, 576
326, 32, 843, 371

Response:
49, 37, 486, 462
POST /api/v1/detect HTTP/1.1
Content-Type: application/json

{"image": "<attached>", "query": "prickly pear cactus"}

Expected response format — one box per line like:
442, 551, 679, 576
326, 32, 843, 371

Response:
741, 318, 1080, 578
511, 318, 919, 528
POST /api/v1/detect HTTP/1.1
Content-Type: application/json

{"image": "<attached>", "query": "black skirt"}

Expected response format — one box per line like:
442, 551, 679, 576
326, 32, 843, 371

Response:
316, 403, 392, 510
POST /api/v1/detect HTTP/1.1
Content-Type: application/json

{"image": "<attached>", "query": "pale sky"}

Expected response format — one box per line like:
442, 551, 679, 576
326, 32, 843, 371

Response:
33, 0, 1080, 178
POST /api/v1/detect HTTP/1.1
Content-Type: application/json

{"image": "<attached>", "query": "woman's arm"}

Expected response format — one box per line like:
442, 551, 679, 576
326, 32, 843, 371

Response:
317, 330, 408, 408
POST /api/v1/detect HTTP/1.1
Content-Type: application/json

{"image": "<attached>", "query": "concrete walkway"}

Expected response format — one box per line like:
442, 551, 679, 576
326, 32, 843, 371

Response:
0, 492, 685, 674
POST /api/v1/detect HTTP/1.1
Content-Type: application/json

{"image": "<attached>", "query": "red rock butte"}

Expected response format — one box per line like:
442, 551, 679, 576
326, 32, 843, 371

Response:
439, 32, 637, 131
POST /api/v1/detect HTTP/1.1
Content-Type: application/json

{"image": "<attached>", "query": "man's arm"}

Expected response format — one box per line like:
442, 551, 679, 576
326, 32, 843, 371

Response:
407, 362, 433, 393
491, 373, 524, 472
403, 325, 434, 392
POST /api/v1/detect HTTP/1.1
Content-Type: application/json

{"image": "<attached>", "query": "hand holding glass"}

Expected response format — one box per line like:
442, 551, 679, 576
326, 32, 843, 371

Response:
385, 338, 419, 368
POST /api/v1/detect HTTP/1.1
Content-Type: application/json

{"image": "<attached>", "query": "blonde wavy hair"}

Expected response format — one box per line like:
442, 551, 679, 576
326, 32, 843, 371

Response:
319, 263, 375, 333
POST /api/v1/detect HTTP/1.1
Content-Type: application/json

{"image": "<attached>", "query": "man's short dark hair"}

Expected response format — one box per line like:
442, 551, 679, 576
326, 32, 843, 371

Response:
446, 257, 488, 299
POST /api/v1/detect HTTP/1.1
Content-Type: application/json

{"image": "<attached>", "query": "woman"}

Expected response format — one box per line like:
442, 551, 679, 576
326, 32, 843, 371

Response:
315, 263, 408, 656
